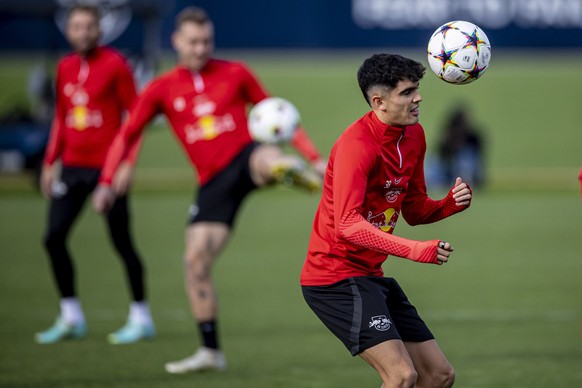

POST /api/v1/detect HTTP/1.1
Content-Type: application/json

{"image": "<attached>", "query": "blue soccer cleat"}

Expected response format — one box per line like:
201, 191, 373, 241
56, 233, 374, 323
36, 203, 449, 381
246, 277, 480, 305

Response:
107, 321, 156, 345
35, 316, 87, 344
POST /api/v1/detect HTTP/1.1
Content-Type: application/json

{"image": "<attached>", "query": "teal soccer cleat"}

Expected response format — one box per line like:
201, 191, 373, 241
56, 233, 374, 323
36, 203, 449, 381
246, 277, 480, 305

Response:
35, 316, 87, 344
107, 321, 156, 344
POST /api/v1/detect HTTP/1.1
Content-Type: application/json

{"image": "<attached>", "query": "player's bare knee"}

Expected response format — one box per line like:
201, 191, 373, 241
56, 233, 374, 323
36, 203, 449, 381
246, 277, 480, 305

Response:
421, 365, 455, 388
377, 364, 417, 388
444, 366, 456, 387
249, 144, 282, 185
433, 365, 455, 388
251, 144, 280, 166
385, 367, 417, 388
402, 367, 418, 387
184, 251, 212, 281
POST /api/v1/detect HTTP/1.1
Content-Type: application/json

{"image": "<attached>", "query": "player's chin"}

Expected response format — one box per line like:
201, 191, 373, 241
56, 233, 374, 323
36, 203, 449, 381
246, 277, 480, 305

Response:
406, 115, 420, 125
190, 56, 209, 71
73, 42, 95, 55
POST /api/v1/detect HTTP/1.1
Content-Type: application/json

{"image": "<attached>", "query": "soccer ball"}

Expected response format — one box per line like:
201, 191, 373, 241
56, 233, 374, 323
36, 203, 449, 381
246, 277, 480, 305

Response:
427, 20, 491, 84
248, 97, 300, 144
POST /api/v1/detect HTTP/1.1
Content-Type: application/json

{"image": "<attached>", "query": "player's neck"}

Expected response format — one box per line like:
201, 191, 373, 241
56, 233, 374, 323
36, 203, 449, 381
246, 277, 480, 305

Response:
372, 110, 405, 129
177, 59, 210, 74
76, 46, 98, 58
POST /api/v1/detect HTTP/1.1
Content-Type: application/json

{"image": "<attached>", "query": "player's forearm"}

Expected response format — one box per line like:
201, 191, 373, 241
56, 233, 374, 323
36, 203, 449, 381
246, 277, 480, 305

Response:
122, 134, 144, 166
403, 189, 467, 226
100, 133, 133, 185
43, 119, 64, 166
402, 196, 450, 225
290, 126, 321, 162
338, 211, 440, 264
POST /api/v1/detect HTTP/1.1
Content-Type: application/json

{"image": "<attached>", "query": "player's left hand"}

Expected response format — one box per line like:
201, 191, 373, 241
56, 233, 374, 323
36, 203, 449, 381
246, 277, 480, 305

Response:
452, 177, 472, 207
312, 158, 327, 178
436, 241, 454, 265
40, 164, 55, 199
92, 184, 116, 214
112, 161, 134, 196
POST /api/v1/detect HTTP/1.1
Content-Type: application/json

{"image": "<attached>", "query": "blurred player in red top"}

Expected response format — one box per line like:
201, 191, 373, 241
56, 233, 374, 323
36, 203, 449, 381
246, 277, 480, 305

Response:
301, 54, 472, 387
36, 5, 154, 345
93, 7, 326, 373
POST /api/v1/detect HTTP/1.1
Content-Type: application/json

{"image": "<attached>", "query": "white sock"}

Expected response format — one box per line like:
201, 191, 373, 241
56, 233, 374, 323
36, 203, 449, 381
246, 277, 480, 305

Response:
60, 298, 85, 325
129, 301, 152, 326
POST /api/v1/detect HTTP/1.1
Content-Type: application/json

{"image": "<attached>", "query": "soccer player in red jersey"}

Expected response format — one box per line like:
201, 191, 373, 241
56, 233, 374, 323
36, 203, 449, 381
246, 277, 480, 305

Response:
301, 54, 472, 387
93, 7, 326, 373
36, 5, 154, 345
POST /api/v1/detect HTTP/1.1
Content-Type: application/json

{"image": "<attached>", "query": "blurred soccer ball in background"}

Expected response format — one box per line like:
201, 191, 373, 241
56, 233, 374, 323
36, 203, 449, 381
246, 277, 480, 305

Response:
248, 97, 300, 144
427, 20, 491, 84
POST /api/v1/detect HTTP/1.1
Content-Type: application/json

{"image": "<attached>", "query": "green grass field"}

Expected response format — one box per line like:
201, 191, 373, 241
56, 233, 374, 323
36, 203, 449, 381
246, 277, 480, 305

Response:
1, 51, 582, 387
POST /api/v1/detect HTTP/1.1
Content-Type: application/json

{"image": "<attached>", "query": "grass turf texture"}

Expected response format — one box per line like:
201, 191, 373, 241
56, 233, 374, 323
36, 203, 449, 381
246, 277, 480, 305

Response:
1, 190, 581, 387
1, 51, 582, 386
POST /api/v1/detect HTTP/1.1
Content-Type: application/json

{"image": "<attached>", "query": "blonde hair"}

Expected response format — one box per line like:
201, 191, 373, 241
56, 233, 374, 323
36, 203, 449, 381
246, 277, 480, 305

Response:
175, 6, 211, 30
67, 4, 101, 22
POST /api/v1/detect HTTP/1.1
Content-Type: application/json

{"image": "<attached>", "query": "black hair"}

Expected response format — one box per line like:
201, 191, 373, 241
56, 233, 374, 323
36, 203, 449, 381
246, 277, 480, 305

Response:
357, 54, 425, 106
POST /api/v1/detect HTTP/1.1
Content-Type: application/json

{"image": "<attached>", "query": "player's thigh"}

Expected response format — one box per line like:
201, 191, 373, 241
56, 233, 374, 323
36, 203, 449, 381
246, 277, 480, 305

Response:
404, 339, 454, 382
359, 340, 416, 382
184, 222, 231, 263
46, 173, 91, 236
106, 194, 130, 224
47, 193, 86, 235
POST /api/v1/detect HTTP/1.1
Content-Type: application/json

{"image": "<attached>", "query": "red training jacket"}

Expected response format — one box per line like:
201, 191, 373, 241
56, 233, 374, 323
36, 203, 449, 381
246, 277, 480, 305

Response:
100, 59, 321, 186
301, 111, 469, 286
44, 46, 140, 168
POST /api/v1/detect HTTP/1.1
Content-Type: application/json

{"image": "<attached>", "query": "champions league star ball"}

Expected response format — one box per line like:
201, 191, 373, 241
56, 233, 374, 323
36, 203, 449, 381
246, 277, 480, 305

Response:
248, 97, 300, 144
427, 20, 491, 84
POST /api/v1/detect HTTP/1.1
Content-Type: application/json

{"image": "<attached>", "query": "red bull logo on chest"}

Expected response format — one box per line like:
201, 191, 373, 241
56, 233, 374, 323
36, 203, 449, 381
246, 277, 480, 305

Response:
367, 208, 399, 232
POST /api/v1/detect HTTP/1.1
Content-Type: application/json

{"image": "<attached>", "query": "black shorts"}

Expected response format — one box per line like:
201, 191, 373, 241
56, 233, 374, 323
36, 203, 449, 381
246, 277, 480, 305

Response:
188, 142, 259, 227
49, 166, 102, 201
302, 276, 434, 356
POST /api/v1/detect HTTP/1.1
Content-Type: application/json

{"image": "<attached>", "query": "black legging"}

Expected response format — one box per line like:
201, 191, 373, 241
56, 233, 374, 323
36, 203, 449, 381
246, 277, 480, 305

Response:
43, 167, 145, 301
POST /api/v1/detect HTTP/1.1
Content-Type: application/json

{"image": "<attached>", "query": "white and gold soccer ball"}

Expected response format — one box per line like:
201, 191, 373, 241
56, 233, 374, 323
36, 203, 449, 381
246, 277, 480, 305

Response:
248, 97, 300, 144
427, 20, 491, 85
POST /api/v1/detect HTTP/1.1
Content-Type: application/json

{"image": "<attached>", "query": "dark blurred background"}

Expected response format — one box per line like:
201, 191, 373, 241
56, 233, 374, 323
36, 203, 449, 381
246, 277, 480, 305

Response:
3, 0, 582, 51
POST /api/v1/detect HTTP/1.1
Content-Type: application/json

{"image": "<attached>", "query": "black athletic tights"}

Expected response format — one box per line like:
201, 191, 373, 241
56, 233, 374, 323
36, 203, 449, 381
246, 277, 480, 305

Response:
43, 167, 145, 301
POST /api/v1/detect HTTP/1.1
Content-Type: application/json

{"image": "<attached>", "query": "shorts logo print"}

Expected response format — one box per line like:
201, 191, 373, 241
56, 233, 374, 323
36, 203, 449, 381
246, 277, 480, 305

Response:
51, 181, 68, 199
368, 315, 392, 331
188, 205, 199, 217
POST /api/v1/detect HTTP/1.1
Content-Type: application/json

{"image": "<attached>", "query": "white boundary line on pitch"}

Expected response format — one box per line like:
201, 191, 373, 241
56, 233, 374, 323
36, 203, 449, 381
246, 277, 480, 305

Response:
424, 309, 581, 323
26, 308, 581, 322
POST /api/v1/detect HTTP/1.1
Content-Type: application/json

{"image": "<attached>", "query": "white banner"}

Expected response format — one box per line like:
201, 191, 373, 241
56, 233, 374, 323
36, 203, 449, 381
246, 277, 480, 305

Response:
353, 0, 582, 29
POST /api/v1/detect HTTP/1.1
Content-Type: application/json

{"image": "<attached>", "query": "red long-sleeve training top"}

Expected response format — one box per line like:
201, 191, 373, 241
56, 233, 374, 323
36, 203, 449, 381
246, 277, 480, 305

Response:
301, 111, 469, 286
44, 46, 139, 168
100, 59, 321, 186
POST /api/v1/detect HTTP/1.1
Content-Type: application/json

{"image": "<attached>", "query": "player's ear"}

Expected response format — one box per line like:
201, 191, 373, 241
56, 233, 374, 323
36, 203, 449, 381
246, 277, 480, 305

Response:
171, 31, 180, 51
370, 94, 385, 111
